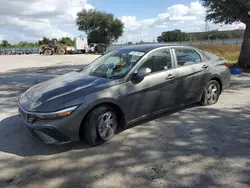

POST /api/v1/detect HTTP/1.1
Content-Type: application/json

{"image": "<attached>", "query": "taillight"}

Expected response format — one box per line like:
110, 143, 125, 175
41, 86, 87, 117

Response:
224, 62, 229, 69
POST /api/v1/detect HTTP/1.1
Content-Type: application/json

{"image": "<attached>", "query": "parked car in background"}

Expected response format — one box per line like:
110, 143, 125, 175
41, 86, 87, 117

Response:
0, 49, 4, 55
18, 44, 230, 146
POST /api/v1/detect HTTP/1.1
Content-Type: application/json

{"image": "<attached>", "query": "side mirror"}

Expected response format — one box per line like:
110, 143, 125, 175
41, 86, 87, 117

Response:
131, 67, 152, 81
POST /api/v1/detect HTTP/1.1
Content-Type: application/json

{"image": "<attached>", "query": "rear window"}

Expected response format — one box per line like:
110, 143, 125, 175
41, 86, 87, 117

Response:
202, 51, 219, 60
175, 48, 202, 67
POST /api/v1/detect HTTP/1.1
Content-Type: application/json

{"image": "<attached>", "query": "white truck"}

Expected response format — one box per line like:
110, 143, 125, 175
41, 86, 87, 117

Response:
67, 36, 107, 54
67, 36, 90, 53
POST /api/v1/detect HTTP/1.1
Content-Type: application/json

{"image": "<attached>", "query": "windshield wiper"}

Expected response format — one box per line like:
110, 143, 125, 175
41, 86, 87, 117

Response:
76, 64, 90, 72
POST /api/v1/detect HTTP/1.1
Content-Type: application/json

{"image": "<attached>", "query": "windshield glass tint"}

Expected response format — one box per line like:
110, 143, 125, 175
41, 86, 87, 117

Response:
87, 49, 145, 79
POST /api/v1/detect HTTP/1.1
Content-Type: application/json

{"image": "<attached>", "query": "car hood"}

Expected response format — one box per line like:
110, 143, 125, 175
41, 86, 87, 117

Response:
20, 72, 114, 111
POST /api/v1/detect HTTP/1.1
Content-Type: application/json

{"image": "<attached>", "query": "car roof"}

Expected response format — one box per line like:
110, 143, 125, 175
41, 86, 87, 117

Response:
117, 43, 188, 53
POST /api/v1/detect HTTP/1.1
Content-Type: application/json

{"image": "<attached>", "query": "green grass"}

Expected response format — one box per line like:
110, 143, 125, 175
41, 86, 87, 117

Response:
195, 44, 240, 64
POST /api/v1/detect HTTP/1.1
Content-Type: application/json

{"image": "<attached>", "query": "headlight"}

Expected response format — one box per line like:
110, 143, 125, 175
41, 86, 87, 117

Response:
33, 106, 78, 120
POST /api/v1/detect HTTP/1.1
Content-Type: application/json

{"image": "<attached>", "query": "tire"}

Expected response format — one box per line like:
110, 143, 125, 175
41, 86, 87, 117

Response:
200, 80, 221, 106
82, 105, 118, 146
44, 49, 52, 56
57, 48, 65, 55
96, 45, 102, 54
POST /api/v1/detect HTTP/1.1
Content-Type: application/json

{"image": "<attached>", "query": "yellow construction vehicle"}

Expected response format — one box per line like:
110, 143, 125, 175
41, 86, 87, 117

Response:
39, 39, 67, 55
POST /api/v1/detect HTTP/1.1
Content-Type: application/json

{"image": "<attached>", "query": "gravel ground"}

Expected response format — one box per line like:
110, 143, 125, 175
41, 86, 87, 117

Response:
0, 54, 249, 188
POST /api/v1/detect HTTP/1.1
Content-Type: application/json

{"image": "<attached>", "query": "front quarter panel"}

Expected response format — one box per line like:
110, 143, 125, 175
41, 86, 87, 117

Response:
79, 81, 128, 119
35, 81, 128, 142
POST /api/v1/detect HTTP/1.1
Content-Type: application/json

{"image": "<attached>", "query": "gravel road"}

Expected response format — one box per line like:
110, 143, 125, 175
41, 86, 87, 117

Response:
0, 55, 249, 188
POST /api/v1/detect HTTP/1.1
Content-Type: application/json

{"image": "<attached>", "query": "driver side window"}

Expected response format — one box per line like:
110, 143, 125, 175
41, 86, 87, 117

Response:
140, 49, 172, 73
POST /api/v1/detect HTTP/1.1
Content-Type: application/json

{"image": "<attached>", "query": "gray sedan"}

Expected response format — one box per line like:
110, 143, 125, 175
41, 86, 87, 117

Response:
18, 44, 230, 146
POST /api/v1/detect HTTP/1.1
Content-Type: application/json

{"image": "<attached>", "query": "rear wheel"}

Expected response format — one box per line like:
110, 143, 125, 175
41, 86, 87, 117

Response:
44, 49, 52, 56
82, 106, 118, 146
200, 80, 220, 106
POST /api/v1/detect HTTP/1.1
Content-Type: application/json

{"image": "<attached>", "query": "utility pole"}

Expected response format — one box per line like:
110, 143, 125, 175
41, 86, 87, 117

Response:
205, 11, 209, 32
205, 20, 209, 32
140, 23, 142, 43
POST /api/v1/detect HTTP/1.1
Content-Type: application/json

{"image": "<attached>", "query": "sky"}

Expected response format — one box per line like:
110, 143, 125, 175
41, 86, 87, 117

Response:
0, 0, 246, 44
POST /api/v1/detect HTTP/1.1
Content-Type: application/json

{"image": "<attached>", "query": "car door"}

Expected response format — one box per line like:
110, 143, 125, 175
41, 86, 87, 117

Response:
123, 48, 178, 121
172, 47, 210, 104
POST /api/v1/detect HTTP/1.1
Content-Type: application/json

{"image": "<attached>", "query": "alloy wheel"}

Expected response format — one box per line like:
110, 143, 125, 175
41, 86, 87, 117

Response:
206, 83, 218, 104
97, 111, 117, 141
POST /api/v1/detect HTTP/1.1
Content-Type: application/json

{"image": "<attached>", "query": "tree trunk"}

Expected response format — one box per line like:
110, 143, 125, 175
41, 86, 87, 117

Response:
238, 20, 250, 69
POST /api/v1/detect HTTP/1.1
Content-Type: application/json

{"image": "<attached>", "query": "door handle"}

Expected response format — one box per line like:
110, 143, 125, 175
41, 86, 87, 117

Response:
202, 65, 209, 69
166, 74, 175, 80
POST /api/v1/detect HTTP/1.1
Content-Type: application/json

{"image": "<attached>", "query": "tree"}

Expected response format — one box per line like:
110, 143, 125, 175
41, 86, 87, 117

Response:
207, 30, 230, 40
58, 37, 74, 46
157, 30, 189, 42
38, 37, 50, 45
18, 41, 29, 47
1, 40, 10, 47
76, 9, 124, 45
0, 40, 38, 48
201, 0, 250, 69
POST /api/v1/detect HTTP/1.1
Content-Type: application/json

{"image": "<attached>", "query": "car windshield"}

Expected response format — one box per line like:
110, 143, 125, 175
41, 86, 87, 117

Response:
82, 49, 145, 79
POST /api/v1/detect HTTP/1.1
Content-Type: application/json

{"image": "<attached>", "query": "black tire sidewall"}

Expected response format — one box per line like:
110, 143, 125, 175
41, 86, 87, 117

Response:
201, 80, 220, 106
44, 49, 52, 55
83, 106, 118, 146
58, 48, 65, 55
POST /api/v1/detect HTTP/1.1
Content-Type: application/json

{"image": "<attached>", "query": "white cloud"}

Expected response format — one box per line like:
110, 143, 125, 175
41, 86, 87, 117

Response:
119, 1, 245, 43
0, 0, 93, 42
120, 16, 141, 31
0, 0, 246, 44
121, 1, 206, 33
188, 1, 206, 15
0, 34, 4, 41
209, 22, 246, 31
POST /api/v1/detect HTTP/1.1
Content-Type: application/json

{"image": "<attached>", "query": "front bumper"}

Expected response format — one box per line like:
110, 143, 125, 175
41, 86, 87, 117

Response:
18, 103, 84, 145
23, 124, 71, 145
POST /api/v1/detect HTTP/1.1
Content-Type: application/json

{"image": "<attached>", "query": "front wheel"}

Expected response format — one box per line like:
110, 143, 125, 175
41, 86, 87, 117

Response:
82, 106, 118, 146
200, 80, 220, 106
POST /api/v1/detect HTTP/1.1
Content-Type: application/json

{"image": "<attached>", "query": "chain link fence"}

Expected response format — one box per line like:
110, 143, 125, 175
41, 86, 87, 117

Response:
107, 38, 243, 52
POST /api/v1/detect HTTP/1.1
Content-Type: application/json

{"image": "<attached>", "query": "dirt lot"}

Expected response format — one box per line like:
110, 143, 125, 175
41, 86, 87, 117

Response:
0, 54, 249, 188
